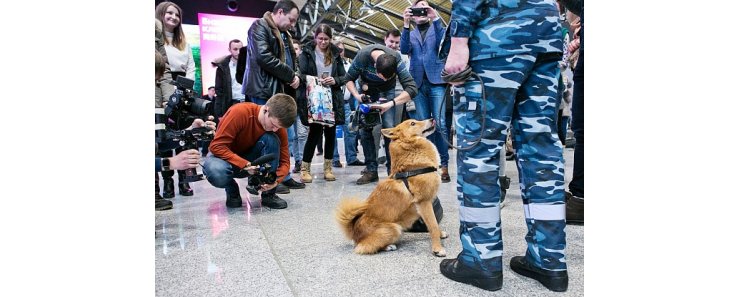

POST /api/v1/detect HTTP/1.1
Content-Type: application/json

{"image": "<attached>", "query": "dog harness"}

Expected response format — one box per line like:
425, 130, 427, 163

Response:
392, 166, 438, 195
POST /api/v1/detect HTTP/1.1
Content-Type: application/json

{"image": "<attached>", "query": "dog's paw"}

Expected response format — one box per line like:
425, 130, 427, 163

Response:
384, 244, 398, 251
440, 231, 448, 239
433, 248, 447, 257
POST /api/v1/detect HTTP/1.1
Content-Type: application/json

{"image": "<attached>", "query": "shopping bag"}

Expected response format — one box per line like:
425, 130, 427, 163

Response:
305, 76, 335, 126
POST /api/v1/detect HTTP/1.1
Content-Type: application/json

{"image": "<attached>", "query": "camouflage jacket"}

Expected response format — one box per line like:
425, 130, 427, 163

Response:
449, 0, 563, 61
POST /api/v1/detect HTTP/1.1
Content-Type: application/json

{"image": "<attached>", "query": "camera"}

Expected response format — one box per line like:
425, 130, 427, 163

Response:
353, 94, 382, 129
244, 154, 278, 195
161, 127, 214, 182
165, 76, 212, 130
410, 7, 427, 17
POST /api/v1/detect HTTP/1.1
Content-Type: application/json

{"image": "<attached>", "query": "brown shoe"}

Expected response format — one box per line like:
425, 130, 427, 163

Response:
323, 159, 336, 181
300, 161, 313, 183
441, 166, 451, 183
356, 171, 378, 185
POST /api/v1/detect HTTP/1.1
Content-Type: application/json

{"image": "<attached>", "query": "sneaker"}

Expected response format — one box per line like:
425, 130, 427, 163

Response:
155, 194, 173, 211
510, 256, 568, 292
439, 258, 503, 291
356, 171, 379, 185
275, 183, 290, 194
332, 160, 343, 168
261, 193, 287, 209
347, 160, 365, 166
282, 178, 306, 189
377, 156, 386, 164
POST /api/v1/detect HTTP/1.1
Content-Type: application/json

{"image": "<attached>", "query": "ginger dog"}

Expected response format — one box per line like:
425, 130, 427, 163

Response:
335, 119, 447, 256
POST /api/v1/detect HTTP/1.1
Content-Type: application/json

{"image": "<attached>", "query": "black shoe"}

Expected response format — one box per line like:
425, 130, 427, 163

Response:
347, 160, 365, 166
565, 192, 584, 225
178, 182, 193, 196
275, 184, 290, 194
356, 171, 379, 185
261, 193, 287, 209
282, 178, 306, 189
162, 175, 175, 198
439, 259, 502, 291
510, 256, 568, 292
292, 161, 301, 173
225, 191, 242, 208
156, 194, 173, 211
332, 160, 343, 168
377, 156, 386, 164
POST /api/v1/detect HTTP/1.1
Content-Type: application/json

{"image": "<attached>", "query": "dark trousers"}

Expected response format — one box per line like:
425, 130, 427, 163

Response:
568, 72, 584, 197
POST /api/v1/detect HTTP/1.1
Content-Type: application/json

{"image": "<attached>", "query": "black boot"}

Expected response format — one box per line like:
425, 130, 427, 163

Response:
261, 192, 287, 209
439, 258, 502, 291
155, 174, 172, 211
510, 256, 568, 292
565, 192, 584, 225
177, 170, 193, 196
161, 170, 175, 198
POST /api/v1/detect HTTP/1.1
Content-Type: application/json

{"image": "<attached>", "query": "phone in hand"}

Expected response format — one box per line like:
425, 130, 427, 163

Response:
410, 7, 427, 17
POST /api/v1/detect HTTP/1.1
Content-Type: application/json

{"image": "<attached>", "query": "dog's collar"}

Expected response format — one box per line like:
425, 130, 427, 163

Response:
392, 167, 437, 180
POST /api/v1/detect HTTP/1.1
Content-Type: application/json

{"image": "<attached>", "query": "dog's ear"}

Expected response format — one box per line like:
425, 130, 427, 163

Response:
381, 127, 399, 140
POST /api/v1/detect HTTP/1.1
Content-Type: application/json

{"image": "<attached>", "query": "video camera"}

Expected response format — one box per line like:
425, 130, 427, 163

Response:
244, 154, 278, 195
353, 93, 388, 129
155, 76, 215, 182
165, 76, 212, 130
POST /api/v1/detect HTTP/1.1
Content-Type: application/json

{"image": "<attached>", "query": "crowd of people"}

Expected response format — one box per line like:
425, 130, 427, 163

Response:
154, 0, 583, 292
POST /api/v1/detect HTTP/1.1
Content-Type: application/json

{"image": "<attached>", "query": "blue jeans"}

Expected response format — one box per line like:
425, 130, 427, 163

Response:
250, 96, 295, 182
203, 132, 282, 197
359, 89, 397, 173
333, 101, 359, 163
412, 79, 449, 167
287, 115, 307, 165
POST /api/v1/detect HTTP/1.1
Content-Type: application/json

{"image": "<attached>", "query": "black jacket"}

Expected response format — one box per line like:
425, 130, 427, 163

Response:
238, 12, 297, 101
211, 55, 233, 121
296, 42, 346, 126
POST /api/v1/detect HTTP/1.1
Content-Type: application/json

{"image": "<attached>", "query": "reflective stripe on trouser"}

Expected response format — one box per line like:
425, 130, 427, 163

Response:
454, 53, 566, 273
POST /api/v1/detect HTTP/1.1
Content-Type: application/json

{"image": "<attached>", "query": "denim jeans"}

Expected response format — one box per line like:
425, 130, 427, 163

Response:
333, 101, 359, 163
287, 115, 307, 165
203, 132, 282, 197
249, 96, 295, 182
359, 89, 397, 173
412, 78, 449, 167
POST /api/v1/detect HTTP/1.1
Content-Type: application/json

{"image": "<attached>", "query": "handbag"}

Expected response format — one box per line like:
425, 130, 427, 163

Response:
305, 76, 335, 126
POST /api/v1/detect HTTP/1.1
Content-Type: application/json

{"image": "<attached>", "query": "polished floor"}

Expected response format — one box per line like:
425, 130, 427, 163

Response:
155, 143, 584, 296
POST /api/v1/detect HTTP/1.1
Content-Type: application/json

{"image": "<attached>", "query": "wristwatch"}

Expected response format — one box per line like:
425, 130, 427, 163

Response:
161, 158, 170, 171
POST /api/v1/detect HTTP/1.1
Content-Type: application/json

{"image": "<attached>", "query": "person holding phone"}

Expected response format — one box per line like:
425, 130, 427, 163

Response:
295, 24, 346, 182
401, 0, 451, 183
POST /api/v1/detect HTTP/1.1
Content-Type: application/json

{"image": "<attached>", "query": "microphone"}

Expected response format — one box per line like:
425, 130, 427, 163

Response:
250, 154, 276, 167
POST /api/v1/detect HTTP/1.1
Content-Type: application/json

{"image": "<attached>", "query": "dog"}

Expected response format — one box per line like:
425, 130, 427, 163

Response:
335, 119, 447, 257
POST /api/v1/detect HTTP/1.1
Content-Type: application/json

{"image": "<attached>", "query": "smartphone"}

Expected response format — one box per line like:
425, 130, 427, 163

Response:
321, 71, 329, 79
410, 7, 427, 17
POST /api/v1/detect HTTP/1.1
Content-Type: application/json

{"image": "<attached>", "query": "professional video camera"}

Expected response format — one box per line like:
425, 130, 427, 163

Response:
155, 76, 215, 182
353, 93, 385, 129
165, 76, 212, 130
244, 154, 278, 195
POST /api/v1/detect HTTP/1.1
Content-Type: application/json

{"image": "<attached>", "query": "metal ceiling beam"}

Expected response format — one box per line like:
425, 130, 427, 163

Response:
296, 0, 343, 42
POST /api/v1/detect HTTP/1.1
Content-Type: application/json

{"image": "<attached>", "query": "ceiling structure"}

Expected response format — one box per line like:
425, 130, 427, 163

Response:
294, 0, 452, 58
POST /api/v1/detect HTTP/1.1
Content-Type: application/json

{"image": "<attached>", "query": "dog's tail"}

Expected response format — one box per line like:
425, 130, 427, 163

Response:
335, 197, 368, 240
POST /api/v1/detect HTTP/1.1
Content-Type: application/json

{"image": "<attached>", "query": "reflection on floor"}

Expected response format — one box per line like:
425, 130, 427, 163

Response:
156, 146, 583, 296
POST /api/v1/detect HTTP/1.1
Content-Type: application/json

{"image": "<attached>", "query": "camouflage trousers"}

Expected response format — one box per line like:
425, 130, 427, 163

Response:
453, 53, 567, 273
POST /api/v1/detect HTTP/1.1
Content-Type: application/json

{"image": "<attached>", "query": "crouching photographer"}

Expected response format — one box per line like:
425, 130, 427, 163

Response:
202, 93, 297, 209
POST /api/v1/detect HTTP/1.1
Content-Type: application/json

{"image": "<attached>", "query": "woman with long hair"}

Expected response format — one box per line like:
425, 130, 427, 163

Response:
296, 24, 345, 182
155, 1, 196, 197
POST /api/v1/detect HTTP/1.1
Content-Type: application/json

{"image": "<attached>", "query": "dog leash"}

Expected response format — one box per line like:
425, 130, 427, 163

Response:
392, 166, 438, 195
439, 66, 486, 151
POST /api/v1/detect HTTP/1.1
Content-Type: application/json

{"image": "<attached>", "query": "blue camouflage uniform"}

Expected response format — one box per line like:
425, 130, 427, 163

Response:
448, 0, 567, 273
